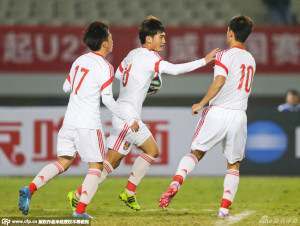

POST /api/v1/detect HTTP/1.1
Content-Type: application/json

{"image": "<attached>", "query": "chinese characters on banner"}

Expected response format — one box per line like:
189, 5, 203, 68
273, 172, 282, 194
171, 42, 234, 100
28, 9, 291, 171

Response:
0, 26, 299, 73
0, 107, 175, 176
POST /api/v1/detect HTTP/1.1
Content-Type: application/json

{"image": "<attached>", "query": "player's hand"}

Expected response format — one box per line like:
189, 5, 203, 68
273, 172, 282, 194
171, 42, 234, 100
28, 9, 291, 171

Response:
204, 48, 220, 64
130, 120, 139, 132
192, 103, 204, 116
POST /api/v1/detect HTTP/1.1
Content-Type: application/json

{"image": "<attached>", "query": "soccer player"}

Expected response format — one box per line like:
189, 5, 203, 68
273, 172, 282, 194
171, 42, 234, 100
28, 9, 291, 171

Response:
18, 21, 138, 218
68, 15, 219, 211
159, 15, 255, 218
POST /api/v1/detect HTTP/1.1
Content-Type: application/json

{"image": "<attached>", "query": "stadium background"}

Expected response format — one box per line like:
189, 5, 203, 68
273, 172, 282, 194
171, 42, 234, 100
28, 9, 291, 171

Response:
0, 0, 300, 177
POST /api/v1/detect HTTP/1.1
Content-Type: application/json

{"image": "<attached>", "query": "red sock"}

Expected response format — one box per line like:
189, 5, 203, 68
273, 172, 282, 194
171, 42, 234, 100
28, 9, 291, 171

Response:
173, 175, 184, 185
28, 183, 37, 195
221, 198, 232, 209
126, 181, 136, 192
76, 202, 87, 214
77, 185, 82, 196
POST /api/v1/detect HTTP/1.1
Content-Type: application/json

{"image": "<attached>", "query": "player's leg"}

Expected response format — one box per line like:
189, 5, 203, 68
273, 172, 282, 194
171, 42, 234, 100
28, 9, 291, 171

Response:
19, 156, 73, 215
217, 161, 240, 218
217, 110, 246, 218
159, 106, 223, 208
72, 162, 102, 218
70, 128, 105, 218
119, 135, 158, 211
158, 150, 205, 208
69, 149, 124, 209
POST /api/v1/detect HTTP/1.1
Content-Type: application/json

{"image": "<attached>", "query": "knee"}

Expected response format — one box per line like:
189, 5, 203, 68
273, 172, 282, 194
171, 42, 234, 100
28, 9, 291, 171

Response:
190, 150, 205, 161
146, 147, 159, 158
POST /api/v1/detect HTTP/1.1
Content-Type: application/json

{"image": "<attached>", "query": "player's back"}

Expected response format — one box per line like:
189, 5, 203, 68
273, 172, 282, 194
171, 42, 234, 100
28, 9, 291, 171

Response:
115, 47, 161, 119
63, 52, 113, 129
210, 47, 256, 111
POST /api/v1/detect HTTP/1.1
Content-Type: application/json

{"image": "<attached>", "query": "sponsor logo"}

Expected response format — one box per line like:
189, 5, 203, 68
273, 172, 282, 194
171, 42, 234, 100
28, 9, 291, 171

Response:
246, 121, 287, 163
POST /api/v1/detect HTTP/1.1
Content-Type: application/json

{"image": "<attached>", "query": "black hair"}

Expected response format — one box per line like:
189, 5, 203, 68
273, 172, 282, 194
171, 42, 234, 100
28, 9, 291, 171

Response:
82, 21, 109, 51
139, 16, 165, 45
229, 15, 254, 43
286, 89, 299, 96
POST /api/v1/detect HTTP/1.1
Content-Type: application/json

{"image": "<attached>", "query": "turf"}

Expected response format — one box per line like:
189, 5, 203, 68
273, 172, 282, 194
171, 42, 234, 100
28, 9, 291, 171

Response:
1, 177, 300, 225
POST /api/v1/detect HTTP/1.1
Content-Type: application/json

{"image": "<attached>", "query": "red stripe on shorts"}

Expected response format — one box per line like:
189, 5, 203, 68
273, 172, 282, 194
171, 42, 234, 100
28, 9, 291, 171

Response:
113, 124, 130, 151
191, 106, 213, 143
97, 130, 105, 160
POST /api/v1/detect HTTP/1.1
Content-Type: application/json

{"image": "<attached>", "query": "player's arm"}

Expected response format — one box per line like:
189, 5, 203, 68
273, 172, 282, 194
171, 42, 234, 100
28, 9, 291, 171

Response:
191, 75, 226, 115
63, 74, 71, 93
160, 48, 219, 75
102, 94, 139, 132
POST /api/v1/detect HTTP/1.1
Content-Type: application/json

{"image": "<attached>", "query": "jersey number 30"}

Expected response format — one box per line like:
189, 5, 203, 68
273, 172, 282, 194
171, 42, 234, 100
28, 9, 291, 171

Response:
72, 65, 90, 94
238, 64, 254, 93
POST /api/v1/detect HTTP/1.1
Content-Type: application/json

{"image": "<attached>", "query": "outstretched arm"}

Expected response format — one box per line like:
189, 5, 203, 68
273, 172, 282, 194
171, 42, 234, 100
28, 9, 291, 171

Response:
102, 93, 139, 132
191, 75, 226, 115
160, 48, 219, 75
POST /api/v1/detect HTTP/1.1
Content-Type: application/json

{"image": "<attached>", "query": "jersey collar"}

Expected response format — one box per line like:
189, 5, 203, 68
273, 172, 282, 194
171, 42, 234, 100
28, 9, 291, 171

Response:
232, 46, 245, 50
141, 46, 152, 51
91, 52, 104, 58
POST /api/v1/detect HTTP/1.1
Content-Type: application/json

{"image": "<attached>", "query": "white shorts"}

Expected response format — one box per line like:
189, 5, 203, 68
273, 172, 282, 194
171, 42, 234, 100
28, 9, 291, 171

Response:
106, 120, 152, 155
191, 106, 247, 164
57, 126, 106, 163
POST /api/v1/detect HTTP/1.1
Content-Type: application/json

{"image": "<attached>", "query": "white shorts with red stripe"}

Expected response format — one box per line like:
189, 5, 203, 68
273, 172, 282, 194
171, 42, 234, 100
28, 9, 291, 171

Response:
57, 126, 106, 163
191, 105, 247, 164
106, 120, 152, 155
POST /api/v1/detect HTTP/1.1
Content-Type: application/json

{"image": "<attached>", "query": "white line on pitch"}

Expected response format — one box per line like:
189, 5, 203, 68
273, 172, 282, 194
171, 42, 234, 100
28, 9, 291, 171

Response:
216, 210, 255, 225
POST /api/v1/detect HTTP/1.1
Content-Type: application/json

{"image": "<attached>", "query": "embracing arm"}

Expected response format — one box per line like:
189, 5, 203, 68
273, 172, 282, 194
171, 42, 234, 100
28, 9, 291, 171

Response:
191, 75, 226, 115
102, 93, 139, 131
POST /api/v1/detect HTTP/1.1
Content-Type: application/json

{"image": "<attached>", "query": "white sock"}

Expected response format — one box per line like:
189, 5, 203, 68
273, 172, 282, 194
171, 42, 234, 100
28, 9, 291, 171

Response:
32, 161, 64, 189
128, 153, 155, 186
79, 169, 101, 205
172, 153, 198, 185
223, 169, 239, 202
98, 160, 114, 184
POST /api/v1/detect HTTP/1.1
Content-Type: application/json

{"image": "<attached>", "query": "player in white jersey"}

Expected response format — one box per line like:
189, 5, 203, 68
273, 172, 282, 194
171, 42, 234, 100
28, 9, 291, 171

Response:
159, 15, 255, 218
67, 16, 219, 211
18, 21, 138, 218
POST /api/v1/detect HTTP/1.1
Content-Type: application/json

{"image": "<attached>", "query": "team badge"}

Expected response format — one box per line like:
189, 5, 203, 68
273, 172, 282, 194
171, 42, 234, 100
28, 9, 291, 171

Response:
123, 141, 131, 150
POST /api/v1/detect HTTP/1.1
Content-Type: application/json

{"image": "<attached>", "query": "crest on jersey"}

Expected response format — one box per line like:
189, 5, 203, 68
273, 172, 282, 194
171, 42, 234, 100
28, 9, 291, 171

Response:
123, 141, 131, 150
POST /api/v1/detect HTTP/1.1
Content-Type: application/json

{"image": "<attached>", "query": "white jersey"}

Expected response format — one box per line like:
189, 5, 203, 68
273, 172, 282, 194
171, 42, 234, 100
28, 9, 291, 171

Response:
114, 47, 207, 122
210, 46, 256, 111
63, 52, 114, 129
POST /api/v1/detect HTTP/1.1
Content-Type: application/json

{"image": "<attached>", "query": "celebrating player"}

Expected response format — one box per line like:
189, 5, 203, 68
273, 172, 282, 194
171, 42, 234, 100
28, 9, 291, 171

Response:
68, 15, 219, 211
159, 15, 255, 218
18, 21, 138, 218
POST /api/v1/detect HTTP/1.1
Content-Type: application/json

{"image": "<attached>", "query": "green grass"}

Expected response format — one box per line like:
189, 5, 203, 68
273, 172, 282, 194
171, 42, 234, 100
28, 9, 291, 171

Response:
1, 177, 300, 225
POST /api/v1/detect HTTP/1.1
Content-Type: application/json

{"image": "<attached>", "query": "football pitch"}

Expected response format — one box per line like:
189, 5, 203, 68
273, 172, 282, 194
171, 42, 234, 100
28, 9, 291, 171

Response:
1, 176, 300, 225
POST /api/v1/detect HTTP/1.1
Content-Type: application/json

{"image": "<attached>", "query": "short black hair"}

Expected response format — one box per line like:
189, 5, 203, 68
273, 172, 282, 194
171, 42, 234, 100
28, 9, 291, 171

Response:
139, 16, 165, 45
229, 15, 254, 43
286, 89, 299, 96
82, 21, 109, 51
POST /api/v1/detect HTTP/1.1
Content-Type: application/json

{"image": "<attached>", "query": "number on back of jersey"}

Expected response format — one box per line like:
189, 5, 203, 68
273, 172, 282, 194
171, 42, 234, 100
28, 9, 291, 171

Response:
147, 72, 162, 95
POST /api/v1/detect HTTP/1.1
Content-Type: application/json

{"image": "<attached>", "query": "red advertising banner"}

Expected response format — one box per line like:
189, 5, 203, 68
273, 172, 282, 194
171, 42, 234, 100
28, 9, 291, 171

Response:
0, 25, 299, 74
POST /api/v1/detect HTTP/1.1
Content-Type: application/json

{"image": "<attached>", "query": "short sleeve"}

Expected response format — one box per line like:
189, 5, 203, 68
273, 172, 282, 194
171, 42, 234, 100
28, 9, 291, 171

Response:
100, 64, 114, 95
214, 51, 230, 78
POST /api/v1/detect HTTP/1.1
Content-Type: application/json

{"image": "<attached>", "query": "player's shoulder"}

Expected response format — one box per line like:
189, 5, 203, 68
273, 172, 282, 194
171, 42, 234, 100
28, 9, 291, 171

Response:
216, 49, 230, 61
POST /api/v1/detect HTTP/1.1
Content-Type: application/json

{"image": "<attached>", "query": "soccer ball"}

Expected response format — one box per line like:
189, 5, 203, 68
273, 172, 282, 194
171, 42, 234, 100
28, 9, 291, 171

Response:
147, 72, 162, 95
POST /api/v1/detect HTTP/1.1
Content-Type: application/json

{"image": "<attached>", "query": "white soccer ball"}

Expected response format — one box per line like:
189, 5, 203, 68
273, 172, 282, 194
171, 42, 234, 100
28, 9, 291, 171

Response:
147, 72, 162, 95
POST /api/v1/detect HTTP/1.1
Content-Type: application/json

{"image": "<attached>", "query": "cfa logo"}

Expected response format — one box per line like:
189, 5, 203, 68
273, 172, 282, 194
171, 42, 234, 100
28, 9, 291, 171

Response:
1, 218, 10, 226
246, 121, 287, 163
